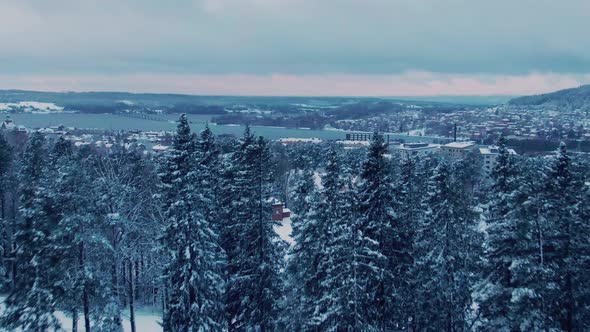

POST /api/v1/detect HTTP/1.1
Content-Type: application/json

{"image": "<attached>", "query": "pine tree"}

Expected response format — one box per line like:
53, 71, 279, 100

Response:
282, 167, 317, 330
226, 129, 284, 331
289, 168, 315, 218
287, 181, 326, 329
477, 135, 522, 330
492, 156, 551, 330
355, 133, 401, 330
160, 114, 225, 331
543, 142, 588, 331
0, 133, 13, 289
572, 171, 590, 325
49, 146, 98, 332
314, 146, 362, 331
195, 124, 222, 235
1, 131, 61, 331
392, 154, 426, 329
412, 161, 479, 331
220, 126, 255, 330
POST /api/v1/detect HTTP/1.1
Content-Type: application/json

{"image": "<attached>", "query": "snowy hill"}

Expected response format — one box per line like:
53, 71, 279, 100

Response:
508, 84, 590, 110
0, 101, 64, 113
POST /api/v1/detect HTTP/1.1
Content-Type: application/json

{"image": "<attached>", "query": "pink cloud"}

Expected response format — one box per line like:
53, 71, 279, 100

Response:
0, 71, 589, 96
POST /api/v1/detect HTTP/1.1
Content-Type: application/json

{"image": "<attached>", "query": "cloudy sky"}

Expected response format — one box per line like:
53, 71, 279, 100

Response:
0, 0, 589, 96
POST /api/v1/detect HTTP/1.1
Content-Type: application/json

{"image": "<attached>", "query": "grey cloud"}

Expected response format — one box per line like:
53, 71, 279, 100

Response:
0, 0, 589, 76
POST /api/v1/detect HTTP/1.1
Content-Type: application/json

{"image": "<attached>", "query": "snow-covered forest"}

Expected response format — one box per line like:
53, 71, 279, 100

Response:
1, 114, 590, 331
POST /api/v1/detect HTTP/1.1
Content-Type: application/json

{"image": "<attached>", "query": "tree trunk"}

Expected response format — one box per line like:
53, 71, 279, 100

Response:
72, 308, 78, 332
128, 261, 137, 332
80, 241, 91, 332
135, 258, 140, 301
112, 226, 120, 300
11, 219, 16, 288
83, 286, 91, 332
121, 261, 127, 308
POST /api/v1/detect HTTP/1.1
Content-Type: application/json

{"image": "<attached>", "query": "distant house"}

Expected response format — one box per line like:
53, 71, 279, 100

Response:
1, 116, 16, 130
1, 116, 28, 133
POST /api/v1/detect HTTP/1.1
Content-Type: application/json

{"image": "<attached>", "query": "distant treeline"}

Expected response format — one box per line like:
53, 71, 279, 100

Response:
477, 134, 590, 154
213, 113, 327, 130
505, 137, 590, 154
63, 103, 227, 115
213, 100, 471, 130
508, 84, 590, 110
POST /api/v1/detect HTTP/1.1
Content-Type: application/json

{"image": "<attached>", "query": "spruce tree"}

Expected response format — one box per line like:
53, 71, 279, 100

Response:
572, 171, 590, 325
195, 124, 223, 236
477, 135, 521, 330
393, 155, 425, 328
226, 129, 283, 331
544, 142, 588, 330
287, 182, 325, 329
160, 114, 225, 331
412, 161, 479, 331
0, 134, 13, 289
1, 131, 61, 331
314, 146, 362, 331
49, 146, 101, 332
282, 170, 320, 330
355, 132, 401, 330
289, 168, 315, 218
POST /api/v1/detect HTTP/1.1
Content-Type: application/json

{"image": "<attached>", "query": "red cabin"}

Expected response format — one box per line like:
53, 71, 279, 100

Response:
272, 201, 291, 221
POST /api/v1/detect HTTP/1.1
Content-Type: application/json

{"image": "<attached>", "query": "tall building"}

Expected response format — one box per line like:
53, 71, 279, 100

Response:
479, 145, 517, 177
441, 141, 477, 160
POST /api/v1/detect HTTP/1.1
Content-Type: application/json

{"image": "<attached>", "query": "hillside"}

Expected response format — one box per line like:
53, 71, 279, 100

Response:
0, 89, 495, 117
0, 90, 366, 114
508, 84, 590, 110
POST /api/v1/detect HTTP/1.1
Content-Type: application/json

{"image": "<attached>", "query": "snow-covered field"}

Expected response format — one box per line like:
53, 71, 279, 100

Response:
0, 295, 162, 332
0, 101, 64, 113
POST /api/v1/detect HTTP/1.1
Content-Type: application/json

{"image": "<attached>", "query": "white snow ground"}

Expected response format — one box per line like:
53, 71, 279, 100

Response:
0, 295, 162, 332
274, 217, 294, 245
1, 218, 297, 331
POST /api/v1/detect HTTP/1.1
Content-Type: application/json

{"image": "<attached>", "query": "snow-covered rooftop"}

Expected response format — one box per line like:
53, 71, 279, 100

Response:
443, 141, 476, 149
279, 137, 322, 144
395, 142, 440, 150
479, 146, 517, 155
152, 144, 169, 152
336, 140, 370, 146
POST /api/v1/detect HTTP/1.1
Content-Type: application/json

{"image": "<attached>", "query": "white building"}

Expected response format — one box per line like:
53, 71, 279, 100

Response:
392, 142, 440, 160
479, 145, 517, 177
441, 141, 477, 160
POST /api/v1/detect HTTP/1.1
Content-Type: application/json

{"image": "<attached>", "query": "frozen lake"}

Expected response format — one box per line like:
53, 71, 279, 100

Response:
5, 113, 447, 142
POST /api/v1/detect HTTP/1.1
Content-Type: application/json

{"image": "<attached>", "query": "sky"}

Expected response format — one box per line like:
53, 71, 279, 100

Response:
0, 0, 589, 96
